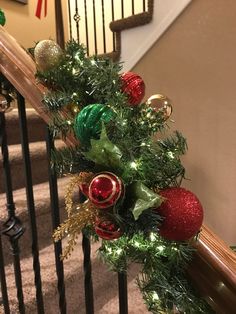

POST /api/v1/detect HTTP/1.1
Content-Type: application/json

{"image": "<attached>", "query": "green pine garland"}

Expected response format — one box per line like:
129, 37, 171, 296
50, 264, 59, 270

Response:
35, 40, 214, 313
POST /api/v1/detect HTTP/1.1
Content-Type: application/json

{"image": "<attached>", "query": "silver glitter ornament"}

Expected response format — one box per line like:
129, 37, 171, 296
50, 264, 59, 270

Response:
0, 94, 13, 113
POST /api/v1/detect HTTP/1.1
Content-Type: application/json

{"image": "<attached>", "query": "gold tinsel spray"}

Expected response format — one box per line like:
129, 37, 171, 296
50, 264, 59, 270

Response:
53, 172, 97, 259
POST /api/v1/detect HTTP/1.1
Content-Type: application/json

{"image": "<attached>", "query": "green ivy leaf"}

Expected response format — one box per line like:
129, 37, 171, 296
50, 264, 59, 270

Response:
83, 125, 123, 171
130, 182, 163, 220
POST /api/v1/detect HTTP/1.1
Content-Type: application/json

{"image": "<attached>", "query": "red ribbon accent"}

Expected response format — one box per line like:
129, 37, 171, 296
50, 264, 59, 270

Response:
35, 0, 47, 19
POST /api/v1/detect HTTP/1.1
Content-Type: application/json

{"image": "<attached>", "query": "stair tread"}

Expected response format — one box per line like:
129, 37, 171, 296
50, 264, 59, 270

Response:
0, 176, 70, 221
5, 108, 43, 122
0, 139, 65, 165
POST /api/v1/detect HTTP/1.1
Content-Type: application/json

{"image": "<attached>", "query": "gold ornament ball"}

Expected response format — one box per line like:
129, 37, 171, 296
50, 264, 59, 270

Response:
34, 40, 63, 71
146, 94, 172, 121
66, 103, 80, 116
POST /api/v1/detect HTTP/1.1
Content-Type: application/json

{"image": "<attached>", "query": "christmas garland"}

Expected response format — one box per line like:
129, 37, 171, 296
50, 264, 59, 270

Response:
34, 40, 214, 313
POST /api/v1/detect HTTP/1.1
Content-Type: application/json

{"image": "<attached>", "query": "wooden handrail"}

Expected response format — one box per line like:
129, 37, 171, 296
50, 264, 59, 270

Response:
0, 26, 235, 313
0, 26, 76, 146
189, 225, 236, 313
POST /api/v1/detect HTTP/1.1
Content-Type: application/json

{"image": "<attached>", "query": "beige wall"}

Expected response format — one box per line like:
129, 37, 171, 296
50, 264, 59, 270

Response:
1, 0, 68, 48
134, 0, 236, 245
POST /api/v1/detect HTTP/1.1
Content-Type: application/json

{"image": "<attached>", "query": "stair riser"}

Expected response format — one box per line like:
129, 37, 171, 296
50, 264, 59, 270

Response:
5, 115, 46, 145
0, 157, 50, 193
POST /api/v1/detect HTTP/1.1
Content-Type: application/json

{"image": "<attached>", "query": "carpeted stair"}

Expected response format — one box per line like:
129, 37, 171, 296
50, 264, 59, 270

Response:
0, 109, 148, 313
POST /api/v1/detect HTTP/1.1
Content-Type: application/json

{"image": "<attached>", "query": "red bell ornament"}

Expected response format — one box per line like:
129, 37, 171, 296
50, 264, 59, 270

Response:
121, 72, 145, 106
88, 172, 123, 209
95, 217, 123, 240
156, 187, 204, 241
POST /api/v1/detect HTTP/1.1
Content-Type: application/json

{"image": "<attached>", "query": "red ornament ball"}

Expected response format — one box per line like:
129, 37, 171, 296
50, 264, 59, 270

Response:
95, 217, 123, 240
88, 172, 123, 208
79, 183, 89, 197
156, 187, 203, 241
121, 72, 145, 106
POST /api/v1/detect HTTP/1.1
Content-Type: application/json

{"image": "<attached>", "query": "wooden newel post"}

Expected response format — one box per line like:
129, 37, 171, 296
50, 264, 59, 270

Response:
54, 0, 65, 49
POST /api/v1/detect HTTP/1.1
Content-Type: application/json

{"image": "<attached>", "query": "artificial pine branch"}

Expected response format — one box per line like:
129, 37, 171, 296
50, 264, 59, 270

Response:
35, 39, 214, 314
51, 145, 95, 176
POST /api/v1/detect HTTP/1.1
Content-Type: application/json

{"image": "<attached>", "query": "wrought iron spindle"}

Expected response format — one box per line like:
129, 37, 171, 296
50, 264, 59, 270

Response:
46, 128, 67, 314
101, 0, 106, 53
68, 0, 73, 40
118, 273, 128, 314
0, 235, 10, 314
132, 0, 135, 15
17, 93, 45, 314
84, 0, 90, 55
143, 0, 146, 11
82, 232, 94, 314
74, 0, 80, 43
92, 0, 98, 55
111, 0, 116, 51
0, 110, 25, 314
121, 0, 124, 18
54, 0, 65, 49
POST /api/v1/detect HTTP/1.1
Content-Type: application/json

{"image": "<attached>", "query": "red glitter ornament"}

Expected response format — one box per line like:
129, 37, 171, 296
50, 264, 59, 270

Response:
88, 172, 123, 208
95, 217, 123, 240
156, 187, 203, 241
121, 72, 145, 106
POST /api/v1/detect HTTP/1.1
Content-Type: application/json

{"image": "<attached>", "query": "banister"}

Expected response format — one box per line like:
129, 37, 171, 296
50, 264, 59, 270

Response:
189, 225, 236, 313
0, 25, 235, 312
0, 26, 76, 146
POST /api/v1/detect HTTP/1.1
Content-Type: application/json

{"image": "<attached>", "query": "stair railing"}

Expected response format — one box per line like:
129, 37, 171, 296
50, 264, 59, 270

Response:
67, 0, 154, 60
1, 20, 236, 314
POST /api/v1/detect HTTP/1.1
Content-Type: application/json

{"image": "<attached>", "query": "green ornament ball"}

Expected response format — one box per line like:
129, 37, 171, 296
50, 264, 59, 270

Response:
0, 9, 6, 26
74, 104, 113, 146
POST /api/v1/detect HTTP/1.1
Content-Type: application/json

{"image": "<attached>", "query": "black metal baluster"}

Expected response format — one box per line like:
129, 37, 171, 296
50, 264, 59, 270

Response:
132, 0, 135, 15
143, 0, 146, 12
111, 0, 116, 51
54, 0, 65, 49
101, 0, 106, 53
0, 111, 25, 314
17, 94, 45, 314
118, 273, 128, 314
92, 0, 98, 55
0, 234, 10, 314
46, 128, 67, 314
68, 0, 73, 40
74, 0, 80, 43
121, 0, 124, 18
84, 0, 90, 55
82, 232, 94, 314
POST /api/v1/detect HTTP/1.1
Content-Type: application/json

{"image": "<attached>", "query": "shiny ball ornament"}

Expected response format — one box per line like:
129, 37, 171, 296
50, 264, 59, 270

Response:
0, 95, 13, 113
0, 9, 6, 26
156, 187, 203, 241
121, 72, 145, 106
79, 183, 89, 197
88, 172, 123, 209
74, 104, 113, 146
34, 40, 63, 71
65, 103, 80, 116
95, 217, 123, 240
146, 94, 172, 121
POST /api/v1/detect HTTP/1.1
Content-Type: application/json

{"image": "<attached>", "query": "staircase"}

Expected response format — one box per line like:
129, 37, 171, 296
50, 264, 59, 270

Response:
0, 108, 149, 313
1, 2, 236, 312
